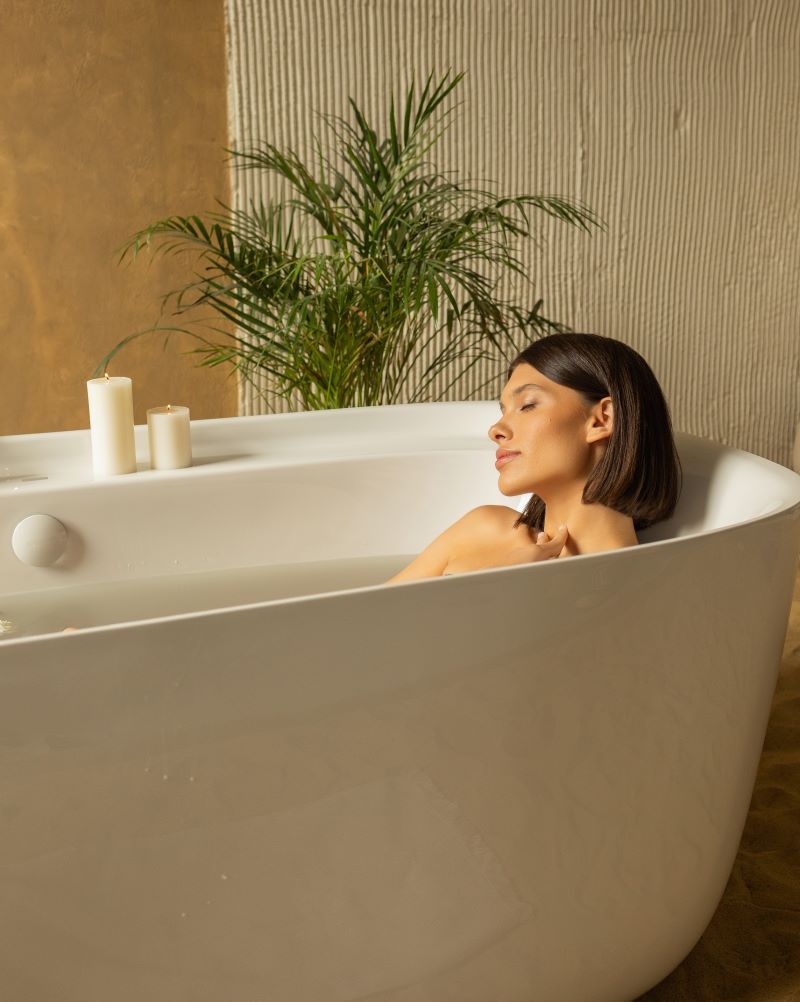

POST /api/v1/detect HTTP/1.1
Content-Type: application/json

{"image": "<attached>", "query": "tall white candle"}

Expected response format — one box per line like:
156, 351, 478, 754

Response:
86, 374, 137, 477
147, 404, 192, 470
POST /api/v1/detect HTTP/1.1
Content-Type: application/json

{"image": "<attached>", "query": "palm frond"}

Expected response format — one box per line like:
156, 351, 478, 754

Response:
104, 69, 602, 408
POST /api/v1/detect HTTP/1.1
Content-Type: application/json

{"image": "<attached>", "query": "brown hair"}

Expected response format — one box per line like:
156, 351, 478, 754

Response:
507, 332, 682, 534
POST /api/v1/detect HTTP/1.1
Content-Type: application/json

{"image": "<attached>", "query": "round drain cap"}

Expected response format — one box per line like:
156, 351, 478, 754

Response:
12, 514, 69, 567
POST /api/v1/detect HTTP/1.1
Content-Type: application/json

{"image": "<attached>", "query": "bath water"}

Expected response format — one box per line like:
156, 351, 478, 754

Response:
0, 554, 413, 640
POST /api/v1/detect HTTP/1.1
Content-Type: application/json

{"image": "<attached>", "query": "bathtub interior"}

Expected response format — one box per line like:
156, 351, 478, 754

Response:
518, 432, 800, 542
1, 405, 799, 641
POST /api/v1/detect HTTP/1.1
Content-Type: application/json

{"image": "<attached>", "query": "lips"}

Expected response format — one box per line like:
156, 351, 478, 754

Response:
495, 451, 520, 469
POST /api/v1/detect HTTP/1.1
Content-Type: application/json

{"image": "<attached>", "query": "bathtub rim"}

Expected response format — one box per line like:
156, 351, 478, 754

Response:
2, 496, 798, 649
2, 410, 799, 498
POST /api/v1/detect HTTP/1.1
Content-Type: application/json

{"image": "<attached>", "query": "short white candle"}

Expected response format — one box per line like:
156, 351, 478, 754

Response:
86, 373, 137, 477
147, 404, 192, 470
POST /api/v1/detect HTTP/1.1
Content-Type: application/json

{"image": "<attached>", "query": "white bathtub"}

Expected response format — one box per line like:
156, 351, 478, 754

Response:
1, 402, 799, 1002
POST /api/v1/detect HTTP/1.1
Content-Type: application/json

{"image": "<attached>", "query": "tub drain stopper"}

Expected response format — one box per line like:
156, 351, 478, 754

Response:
12, 513, 69, 567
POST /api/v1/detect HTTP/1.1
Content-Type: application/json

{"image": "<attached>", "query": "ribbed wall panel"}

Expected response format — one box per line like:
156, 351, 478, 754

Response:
223, 0, 800, 465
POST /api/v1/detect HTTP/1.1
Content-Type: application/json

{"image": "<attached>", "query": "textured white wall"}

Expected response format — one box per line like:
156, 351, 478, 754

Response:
224, 0, 800, 466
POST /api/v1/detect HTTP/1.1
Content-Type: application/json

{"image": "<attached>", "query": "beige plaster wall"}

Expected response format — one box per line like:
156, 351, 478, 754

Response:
1, 0, 237, 436
225, 0, 800, 467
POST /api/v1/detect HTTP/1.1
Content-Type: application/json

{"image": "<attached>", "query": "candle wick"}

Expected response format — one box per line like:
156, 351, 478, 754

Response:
167, 403, 171, 413
104, 371, 110, 382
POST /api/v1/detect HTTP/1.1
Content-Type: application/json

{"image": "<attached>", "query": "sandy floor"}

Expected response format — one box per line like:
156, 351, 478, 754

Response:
637, 561, 800, 1001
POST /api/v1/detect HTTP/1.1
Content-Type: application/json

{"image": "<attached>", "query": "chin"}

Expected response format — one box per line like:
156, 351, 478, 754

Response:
497, 476, 525, 497
497, 458, 536, 497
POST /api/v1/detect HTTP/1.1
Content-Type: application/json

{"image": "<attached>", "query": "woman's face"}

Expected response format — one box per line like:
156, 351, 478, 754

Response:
487, 362, 611, 497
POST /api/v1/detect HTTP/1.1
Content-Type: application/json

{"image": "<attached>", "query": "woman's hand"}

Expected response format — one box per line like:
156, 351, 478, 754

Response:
489, 523, 569, 568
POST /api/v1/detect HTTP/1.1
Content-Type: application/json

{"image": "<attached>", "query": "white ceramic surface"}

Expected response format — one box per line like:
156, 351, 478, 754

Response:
10, 512, 69, 567
1, 402, 799, 1002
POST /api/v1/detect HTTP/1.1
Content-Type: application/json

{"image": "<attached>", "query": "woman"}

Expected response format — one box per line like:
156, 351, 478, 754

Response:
386, 332, 682, 582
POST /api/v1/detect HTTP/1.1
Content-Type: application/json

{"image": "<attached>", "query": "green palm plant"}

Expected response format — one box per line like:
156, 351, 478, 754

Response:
98, 70, 603, 410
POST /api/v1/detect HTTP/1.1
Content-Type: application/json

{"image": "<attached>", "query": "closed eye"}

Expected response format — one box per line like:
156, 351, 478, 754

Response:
521, 404, 536, 411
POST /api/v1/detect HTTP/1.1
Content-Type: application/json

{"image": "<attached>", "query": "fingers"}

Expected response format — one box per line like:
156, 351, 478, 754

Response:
536, 524, 568, 545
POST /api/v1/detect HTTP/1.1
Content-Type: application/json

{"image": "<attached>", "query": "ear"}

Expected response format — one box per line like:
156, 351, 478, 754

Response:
585, 396, 613, 444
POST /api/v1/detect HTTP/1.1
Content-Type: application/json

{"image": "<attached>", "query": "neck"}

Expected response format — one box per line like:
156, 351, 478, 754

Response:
542, 495, 638, 556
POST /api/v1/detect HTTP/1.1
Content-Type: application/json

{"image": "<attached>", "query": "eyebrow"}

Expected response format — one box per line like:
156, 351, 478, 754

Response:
498, 383, 546, 409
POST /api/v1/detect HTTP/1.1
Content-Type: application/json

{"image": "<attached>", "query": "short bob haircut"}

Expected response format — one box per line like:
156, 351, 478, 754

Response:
507, 332, 683, 534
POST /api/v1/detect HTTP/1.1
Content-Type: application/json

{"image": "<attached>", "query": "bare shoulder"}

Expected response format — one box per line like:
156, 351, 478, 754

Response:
442, 504, 525, 544
457, 504, 533, 552
384, 504, 525, 584
476, 504, 526, 530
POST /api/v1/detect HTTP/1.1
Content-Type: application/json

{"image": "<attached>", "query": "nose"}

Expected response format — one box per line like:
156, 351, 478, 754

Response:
488, 416, 509, 443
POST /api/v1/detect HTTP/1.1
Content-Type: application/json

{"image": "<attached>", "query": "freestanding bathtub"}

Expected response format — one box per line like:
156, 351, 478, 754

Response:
1, 402, 799, 1002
